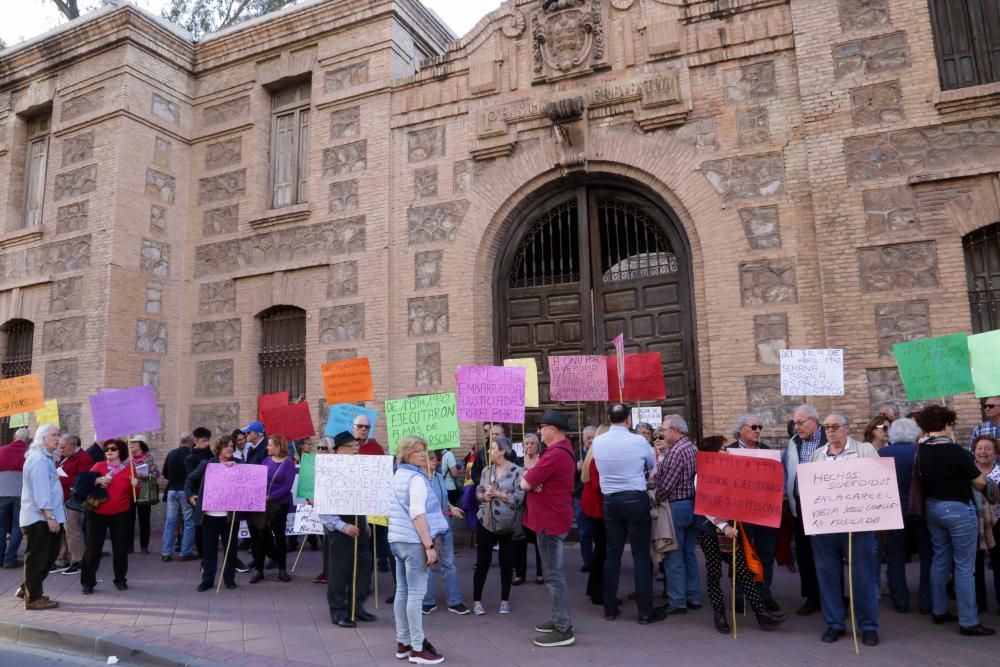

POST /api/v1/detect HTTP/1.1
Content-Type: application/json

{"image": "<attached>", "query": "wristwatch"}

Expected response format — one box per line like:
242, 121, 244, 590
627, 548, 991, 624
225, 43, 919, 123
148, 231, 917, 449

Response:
423, 544, 435, 550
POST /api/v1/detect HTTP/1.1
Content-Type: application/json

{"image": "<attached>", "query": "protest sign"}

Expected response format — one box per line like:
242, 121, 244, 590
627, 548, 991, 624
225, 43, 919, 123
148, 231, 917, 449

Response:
503, 358, 539, 408
368, 515, 388, 527
456, 365, 526, 424
292, 503, 324, 535
297, 453, 316, 499
726, 447, 782, 462
385, 393, 460, 453
780, 349, 844, 396
314, 454, 393, 515
893, 334, 974, 401
324, 404, 378, 437
89, 385, 161, 440
322, 358, 374, 404
34, 399, 59, 427
258, 391, 289, 421
968, 329, 1000, 398
605, 352, 666, 401
694, 452, 783, 528
613, 333, 625, 387
261, 402, 315, 441
8, 412, 29, 428
202, 463, 267, 512
548, 356, 609, 401
630, 406, 662, 428
797, 458, 903, 535
0, 374, 45, 418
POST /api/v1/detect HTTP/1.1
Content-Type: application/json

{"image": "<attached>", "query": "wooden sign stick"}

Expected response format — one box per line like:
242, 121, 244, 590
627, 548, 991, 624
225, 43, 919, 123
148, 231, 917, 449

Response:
216, 514, 236, 593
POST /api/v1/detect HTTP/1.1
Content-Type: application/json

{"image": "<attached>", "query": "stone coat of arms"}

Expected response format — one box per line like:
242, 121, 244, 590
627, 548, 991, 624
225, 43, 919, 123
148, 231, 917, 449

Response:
532, 0, 608, 83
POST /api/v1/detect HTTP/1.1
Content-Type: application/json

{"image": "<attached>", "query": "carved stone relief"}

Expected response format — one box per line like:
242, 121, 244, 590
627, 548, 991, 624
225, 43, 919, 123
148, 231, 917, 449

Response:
203, 204, 239, 237
850, 81, 903, 127
739, 259, 797, 305
530, 0, 609, 83
135, 319, 168, 354
61, 88, 104, 121
196, 359, 234, 398
198, 280, 236, 315
145, 169, 175, 204
832, 32, 908, 79
324, 61, 369, 93
50, 277, 83, 312
415, 250, 443, 289
190, 404, 240, 438
453, 160, 482, 193
701, 154, 785, 201
55, 165, 97, 201
140, 239, 170, 277
666, 117, 718, 152
739, 206, 781, 249
329, 107, 361, 140
414, 167, 438, 198
838, 0, 890, 31
203, 96, 250, 126
0, 236, 91, 282
745, 374, 802, 429
56, 201, 88, 234
322, 141, 367, 177
151, 93, 179, 124
416, 342, 441, 387
753, 314, 788, 364
724, 62, 776, 104
150, 205, 166, 232
61, 130, 94, 167
407, 296, 449, 336
866, 367, 942, 416
205, 137, 242, 170
192, 319, 242, 354
142, 359, 160, 393
329, 180, 359, 214
42, 317, 85, 353
737, 107, 769, 147
44, 359, 77, 398
198, 169, 246, 205
319, 304, 365, 342
145, 281, 163, 314
858, 241, 938, 292
875, 300, 930, 357
863, 186, 918, 237
328, 261, 358, 300
58, 403, 81, 437
153, 137, 171, 170
407, 127, 446, 163
327, 349, 357, 361
407, 201, 470, 244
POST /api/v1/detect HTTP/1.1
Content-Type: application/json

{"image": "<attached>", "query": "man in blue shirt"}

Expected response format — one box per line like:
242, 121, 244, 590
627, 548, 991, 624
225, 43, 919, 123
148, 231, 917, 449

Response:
592, 403, 664, 624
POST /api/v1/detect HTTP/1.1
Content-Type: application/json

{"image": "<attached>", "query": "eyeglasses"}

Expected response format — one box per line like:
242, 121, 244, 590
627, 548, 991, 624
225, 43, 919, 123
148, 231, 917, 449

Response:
874, 424, 887, 430
746, 425, 762, 431
986, 404, 1000, 410
103, 447, 118, 453
793, 418, 817, 427
822, 424, 843, 431
354, 424, 370, 429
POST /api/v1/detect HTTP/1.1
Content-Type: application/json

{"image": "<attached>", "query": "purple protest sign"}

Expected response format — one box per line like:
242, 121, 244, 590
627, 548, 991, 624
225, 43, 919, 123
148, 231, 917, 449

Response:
456, 365, 526, 424
89, 385, 161, 440
548, 355, 609, 401
202, 463, 267, 512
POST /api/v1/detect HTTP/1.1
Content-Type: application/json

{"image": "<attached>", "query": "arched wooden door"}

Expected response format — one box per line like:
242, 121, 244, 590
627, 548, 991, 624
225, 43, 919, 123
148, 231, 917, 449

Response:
495, 183, 698, 434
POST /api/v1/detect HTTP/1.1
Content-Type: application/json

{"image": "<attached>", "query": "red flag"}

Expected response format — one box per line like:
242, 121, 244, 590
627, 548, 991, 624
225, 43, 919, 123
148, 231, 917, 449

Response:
605, 352, 665, 401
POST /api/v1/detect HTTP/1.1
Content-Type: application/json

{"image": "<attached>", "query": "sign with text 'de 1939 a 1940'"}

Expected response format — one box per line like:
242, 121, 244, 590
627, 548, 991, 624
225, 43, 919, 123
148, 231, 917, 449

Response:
797, 458, 903, 536
385, 393, 460, 454
314, 454, 393, 516
780, 349, 844, 397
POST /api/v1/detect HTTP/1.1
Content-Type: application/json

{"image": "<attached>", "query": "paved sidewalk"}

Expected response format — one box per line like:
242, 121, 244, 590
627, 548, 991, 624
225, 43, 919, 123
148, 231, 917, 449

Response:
1, 531, 998, 666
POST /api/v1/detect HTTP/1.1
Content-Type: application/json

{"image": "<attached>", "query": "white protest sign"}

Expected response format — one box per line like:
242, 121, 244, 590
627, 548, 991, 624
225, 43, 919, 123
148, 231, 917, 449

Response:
630, 407, 662, 428
292, 503, 324, 535
780, 349, 844, 396
797, 457, 903, 535
314, 454, 394, 516
726, 447, 782, 462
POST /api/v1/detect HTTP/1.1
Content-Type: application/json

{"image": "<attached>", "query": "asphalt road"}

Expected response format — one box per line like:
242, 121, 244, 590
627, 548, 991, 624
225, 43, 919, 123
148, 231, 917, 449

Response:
0, 641, 111, 666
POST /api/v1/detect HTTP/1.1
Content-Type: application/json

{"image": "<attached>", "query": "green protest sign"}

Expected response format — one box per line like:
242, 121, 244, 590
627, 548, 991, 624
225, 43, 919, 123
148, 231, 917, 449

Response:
385, 392, 460, 454
8, 412, 29, 428
893, 334, 974, 401
968, 329, 1000, 398
297, 452, 316, 499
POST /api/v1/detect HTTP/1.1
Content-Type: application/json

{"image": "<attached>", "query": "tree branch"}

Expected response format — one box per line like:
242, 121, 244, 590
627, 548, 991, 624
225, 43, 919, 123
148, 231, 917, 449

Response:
50, 0, 81, 20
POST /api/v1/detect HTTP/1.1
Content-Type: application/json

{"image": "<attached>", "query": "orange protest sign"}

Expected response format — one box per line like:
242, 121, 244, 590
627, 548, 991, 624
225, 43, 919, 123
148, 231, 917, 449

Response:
0, 374, 45, 418
321, 358, 374, 404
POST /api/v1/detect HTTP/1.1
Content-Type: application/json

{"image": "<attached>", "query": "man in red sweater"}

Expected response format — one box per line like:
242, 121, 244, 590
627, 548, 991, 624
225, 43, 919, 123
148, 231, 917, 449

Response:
54, 435, 91, 574
0, 428, 31, 568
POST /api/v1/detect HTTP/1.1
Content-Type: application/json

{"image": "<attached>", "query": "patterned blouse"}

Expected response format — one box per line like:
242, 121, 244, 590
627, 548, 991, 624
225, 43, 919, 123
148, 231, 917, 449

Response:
476, 462, 525, 533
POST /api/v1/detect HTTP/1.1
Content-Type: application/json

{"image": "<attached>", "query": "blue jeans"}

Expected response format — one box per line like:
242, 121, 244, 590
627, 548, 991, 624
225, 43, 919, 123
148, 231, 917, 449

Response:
665, 498, 700, 610
884, 515, 933, 612
391, 541, 429, 650
537, 532, 572, 633
0, 496, 23, 565
574, 498, 593, 566
812, 532, 879, 631
926, 498, 979, 627
160, 490, 195, 557
423, 529, 462, 607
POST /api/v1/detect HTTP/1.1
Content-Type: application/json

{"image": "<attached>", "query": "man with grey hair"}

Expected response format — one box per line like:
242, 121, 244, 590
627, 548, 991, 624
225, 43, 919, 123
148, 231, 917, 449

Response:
878, 403, 901, 423
654, 414, 700, 613
782, 403, 826, 616
0, 427, 31, 569
970, 395, 1000, 448
879, 417, 931, 614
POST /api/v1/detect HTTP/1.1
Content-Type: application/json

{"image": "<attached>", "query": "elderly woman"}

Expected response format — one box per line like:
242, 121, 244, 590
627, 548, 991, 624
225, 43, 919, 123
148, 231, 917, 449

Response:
249, 434, 295, 584
472, 438, 523, 615
18, 424, 64, 609
863, 416, 891, 451
186, 435, 240, 592
916, 406, 995, 636
81, 439, 138, 594
388, 436, 449, 665
973, 435, 1000, 613
514, 434, 544, 586
637, 422, 654, 445
652, 427, 670, 466
127, 435, 159, 555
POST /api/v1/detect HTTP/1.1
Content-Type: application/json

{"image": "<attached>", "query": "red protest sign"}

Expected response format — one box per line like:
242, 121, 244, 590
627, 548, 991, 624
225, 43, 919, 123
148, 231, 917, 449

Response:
261, 402, 316, 441
258, 391, 289, 421
605, 352, 665, 401
694, 451, 783, 528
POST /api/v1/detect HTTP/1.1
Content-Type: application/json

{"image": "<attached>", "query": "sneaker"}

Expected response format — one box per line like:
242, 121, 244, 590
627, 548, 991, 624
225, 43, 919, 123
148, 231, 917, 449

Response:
61, 564, 81, 576
533, 628, 575, 647
422, 604, 437, 615
498, 602, 511, 614
534, 621, 555, 633
235, 560, 250, 574
161, 555, 173, 563
448, 603, 470, 615
395, 643, 412, 660
473, 602, 486, 615
3, 560, 23, 569
313, 573, 327, 584
408, 640, 444, 665
49, 564, 69, 574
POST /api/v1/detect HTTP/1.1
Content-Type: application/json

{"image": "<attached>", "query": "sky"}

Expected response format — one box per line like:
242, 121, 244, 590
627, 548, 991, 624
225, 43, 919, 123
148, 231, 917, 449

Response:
0, 0, 503, 47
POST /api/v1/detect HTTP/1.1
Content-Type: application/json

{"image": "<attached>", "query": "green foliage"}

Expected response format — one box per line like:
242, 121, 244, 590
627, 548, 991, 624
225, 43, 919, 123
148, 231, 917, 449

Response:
162, 0, 298, 39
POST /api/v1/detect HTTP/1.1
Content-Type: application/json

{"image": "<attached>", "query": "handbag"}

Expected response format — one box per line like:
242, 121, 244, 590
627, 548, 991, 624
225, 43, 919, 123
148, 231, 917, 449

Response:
907, 445, 924, 519
136, 476, 160, 506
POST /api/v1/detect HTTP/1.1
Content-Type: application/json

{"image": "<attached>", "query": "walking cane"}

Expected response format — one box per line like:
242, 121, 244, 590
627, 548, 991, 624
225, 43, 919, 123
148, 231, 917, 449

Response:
373, 534, 379, 610
291, 535, 307, 573
351, 531, 359, 622
732, 521, 738, 639
848, 532, 859, 654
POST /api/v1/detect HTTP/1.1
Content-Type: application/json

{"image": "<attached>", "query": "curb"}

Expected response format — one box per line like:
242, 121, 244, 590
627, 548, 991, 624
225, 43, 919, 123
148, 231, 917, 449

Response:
0, 620, 228, 667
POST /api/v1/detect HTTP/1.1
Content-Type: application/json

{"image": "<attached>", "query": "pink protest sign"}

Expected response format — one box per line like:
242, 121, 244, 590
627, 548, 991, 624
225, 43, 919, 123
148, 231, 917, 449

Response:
202, 463, 267, 512
456, 365, 526, 424
548, 355, 609, 402
797, 457, 903, 536
89, 385, 161, 440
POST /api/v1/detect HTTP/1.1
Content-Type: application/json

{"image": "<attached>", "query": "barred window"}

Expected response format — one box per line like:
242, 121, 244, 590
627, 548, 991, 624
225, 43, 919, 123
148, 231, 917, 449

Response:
0, 319, 34, 443
258, 306, 306, 399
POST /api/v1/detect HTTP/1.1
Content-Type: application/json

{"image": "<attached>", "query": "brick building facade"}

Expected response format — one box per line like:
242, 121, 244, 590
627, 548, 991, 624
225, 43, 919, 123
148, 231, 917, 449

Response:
0, 0, 998, 451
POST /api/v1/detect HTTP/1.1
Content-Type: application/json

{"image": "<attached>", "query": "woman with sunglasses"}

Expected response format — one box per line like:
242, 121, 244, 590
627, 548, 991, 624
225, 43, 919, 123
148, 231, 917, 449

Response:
81, 439, 139, 594
863, 416, 891, 451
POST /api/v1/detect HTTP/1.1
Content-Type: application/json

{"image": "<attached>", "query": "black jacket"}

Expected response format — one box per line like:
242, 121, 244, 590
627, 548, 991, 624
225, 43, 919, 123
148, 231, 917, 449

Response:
242, 439, 268, 465
185, 447, 213, 475
162, 446, 192, 495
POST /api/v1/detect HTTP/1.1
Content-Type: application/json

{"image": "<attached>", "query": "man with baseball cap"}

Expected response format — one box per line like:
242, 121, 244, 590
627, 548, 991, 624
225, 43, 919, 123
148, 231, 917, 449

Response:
241, 422, 268, 466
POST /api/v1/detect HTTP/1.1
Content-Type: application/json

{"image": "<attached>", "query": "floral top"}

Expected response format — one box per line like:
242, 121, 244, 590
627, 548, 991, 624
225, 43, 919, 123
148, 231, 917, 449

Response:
476, 462, 524, 534
132, 450, 160, 480
987, 463, 1000, 516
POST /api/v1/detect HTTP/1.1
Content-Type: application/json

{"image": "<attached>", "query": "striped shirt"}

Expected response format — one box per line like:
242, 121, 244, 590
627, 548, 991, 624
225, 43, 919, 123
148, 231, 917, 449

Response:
654, 436, 697, 503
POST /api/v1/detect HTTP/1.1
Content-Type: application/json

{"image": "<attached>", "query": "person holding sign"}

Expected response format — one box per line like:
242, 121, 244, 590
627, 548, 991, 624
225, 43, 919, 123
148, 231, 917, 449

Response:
388, 436, 450, 665
249, 435, 295, 584
916, 405, 997, 637
807, 412, 881, 646
80, 439, 138, 594
970, 396, 1000, 448
318, 432, 376, 628
185, 435, 240, 592
354, 415, 390, 574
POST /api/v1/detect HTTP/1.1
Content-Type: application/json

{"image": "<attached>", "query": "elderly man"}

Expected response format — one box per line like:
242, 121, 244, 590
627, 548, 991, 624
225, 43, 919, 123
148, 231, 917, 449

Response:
54, 435, 91, 575
241, 421, 268, 465
353, 415, 389, 571
970, 396, 1000, 447
521, 410, 577, 647
809, 412, 881, 646
782, 404, 826, 616
878, 403, 901, 424
0, 427, 31, 569
19, 425, 65, 610
575, 425, 598, 573
593, 404, 664, 624
655, 414, 700, 614
730, 413, 780, 611
160, 432, 196, 562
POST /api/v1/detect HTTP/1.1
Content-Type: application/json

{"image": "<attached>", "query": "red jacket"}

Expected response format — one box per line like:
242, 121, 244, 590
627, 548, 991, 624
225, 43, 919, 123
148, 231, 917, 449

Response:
0, 440, 28, 473
580, 460, 604, 519
57, 449, 92, 501
90, 461, 135, 515
358, 438, 384, 456
522, 439, 576, 536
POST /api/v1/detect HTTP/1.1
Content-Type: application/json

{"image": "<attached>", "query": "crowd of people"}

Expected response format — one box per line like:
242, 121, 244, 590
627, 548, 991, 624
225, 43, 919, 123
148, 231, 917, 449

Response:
2, 394, 1000, 664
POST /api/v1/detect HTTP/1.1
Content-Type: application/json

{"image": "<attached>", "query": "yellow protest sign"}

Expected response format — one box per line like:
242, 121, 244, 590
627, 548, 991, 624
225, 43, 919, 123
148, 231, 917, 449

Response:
35, 399, 59, 427
503, 358, 539, 408
367, 515, 388, 527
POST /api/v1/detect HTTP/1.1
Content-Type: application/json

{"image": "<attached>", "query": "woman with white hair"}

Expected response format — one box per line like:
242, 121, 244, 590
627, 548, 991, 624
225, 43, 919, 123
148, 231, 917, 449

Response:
17, 423, 65, 609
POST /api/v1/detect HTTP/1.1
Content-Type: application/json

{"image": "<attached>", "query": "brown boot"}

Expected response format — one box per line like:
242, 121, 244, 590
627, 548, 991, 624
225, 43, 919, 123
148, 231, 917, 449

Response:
25, 598, 58, 610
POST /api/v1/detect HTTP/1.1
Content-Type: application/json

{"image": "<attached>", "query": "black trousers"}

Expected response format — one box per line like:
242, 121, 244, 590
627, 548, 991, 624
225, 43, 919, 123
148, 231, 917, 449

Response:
603, 490, 654, 617
585, 514, 607, 603
201, 515, 238, 587
251, 503, 288, 572
700, 530, 765, 615
792, 499, 820, 603
81, 510, 130, 588
514, 527, 542, 578
473, 522, 514, 601
975, 521, 1000, 612
22, 521, 62, 602
128, 502, 151, 550
373, 523, 389, 566
738, 523, 779, 603
325, 519, 372, 621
